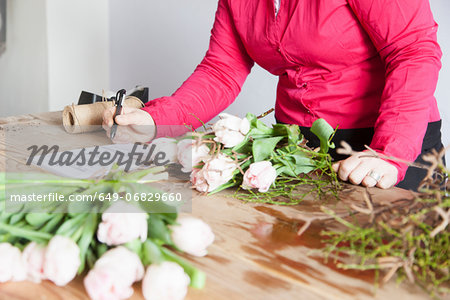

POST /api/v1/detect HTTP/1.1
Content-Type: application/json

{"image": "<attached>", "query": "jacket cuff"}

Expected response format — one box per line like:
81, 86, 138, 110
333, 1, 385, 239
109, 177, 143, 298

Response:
141, 99, 191, 139
369, 135, 419, 185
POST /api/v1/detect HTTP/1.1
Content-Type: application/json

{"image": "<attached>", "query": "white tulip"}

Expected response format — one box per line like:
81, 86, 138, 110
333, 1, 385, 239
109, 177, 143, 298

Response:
177, 139, 210, 173
142, 262, 190, 300
170, 216, 215, 257
84, 246, 144, 300
0, 243, 27, 282
22, 242, 46, 283
43, 235, 80, 286
212, 113, 250, 148
97, 201, 148, 246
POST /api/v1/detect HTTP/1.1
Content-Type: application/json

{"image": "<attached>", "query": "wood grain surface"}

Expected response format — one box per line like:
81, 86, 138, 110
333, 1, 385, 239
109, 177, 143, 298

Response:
0, 112, 432, 300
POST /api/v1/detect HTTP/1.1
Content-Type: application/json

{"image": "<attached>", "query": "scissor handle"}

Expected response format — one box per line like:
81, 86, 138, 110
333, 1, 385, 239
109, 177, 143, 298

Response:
115, 89, 127, 106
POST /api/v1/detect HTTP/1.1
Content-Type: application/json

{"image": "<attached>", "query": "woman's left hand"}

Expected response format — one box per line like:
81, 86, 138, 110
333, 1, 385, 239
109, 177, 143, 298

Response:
332, 152, 398, 189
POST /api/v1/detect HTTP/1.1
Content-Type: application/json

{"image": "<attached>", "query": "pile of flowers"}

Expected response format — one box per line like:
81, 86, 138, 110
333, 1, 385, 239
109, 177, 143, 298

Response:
174, 113, 338, 201
0, 169, 214, 300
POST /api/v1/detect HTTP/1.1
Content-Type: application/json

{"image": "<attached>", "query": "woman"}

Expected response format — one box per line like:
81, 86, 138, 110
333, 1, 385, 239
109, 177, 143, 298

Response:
103, 0, 444, 191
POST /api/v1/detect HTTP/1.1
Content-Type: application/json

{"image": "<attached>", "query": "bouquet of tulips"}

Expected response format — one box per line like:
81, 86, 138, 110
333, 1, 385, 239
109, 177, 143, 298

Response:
174, 112, 338, 201
0, 168, 214, 300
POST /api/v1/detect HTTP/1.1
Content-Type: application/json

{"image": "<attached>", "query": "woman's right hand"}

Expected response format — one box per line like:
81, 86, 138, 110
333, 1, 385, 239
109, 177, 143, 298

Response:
102, 107, 156, 143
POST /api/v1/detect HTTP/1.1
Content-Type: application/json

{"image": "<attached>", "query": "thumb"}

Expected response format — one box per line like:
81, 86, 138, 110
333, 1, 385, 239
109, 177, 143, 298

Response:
332, 161, 340, 173
115, 112, 139, 125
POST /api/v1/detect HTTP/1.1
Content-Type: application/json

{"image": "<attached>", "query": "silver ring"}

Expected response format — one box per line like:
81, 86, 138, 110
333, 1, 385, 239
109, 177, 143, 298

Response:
368, 170, 382, 182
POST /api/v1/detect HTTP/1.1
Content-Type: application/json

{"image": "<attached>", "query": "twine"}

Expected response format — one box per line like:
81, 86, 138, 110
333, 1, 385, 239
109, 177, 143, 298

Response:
62, 96, 144, 134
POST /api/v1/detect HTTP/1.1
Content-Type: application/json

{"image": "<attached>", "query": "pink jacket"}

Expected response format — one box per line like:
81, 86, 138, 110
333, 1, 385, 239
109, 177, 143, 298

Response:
143, 0, 442, 181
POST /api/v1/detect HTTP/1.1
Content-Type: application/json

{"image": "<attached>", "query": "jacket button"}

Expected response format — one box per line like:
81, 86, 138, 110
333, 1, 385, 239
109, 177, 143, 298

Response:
302, 82, 308, 88
277, 47, 281, 53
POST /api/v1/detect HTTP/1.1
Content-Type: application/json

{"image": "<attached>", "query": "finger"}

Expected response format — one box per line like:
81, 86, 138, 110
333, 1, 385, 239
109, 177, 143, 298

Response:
361, 172, 379, 188
102, 107, 115, 128
347, 161, 373, 185
332, 161, 340, 173
115, 111, 142, 125
376, 173, 396, 189
337, 155, 363, 182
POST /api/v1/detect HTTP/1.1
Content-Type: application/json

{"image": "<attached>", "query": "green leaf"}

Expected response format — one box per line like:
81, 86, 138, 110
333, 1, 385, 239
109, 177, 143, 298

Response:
245, 113, 274, 138
86, 248, 97, 270
9, 213, 25, 225
310, 119, 335, 154
125, 238, 143, 256
148, 216, 173, 245
142, 239, 164, 265
291, 154, 316, 174
158, 213, 178, 225
77, 213, 98, 274
56, 214, 87, 237
276, 166, 296, 177
40, 213, 65, 234
25, 213, 53, 227
285, 124, 302, 145
231, 140, 252, 155
252, 136, 284, 162
95, 243, 108, 258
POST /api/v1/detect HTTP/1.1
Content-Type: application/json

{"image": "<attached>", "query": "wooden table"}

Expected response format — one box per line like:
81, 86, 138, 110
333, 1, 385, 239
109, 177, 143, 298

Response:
0, 112, 432, 300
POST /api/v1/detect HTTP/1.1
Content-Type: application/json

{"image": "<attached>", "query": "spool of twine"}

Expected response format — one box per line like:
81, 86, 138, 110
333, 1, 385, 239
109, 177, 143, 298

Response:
62, 96, 144, 134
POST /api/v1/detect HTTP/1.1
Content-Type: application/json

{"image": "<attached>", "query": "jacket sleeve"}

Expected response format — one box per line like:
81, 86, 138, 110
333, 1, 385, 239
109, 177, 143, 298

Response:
347, 0, 442, 182
142, 0, 254, 137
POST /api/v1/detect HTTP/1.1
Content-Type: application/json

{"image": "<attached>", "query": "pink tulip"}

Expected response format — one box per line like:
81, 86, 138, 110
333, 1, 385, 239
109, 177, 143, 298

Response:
212, 113, 250, 148
84, 247, 144, 300
190, 168, 209, 193
0, 243, 27, 282
203, 154, 237, 191
97, 201, 148, 246
191, 154, 237, 192
242, 161, 277, 192
170, 216, 215, 257
22, 242, 46, 283
142, 262, 190, 300
177, 139, 210, 173
43, 235, 80, 286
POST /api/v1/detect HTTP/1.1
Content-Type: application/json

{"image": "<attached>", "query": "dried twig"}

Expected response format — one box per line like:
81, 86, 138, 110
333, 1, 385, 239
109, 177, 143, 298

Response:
430, 206, 450, 238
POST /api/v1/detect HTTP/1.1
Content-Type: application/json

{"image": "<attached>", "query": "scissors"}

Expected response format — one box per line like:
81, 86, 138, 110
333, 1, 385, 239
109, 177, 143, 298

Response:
110, 89, 126, 140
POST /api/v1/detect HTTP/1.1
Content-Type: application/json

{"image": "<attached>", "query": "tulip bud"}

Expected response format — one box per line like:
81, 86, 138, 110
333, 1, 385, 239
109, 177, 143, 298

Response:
212, 113, 250, 148
0, 243, 27, 282
191, 154, 237, 192
142, 261, 190, 300
170, 216, 215, 257
242, 161, 277, 192
43, 235, 81, 286
97, 201, 148, 246
177, 139, 210, 173
22, 242, 46, 283
84, 246, 144, 300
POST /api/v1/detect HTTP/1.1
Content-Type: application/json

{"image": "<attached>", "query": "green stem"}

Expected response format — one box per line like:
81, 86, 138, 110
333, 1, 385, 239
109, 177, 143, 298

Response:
0, 222, 53, 242
160, 247, 206, 289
